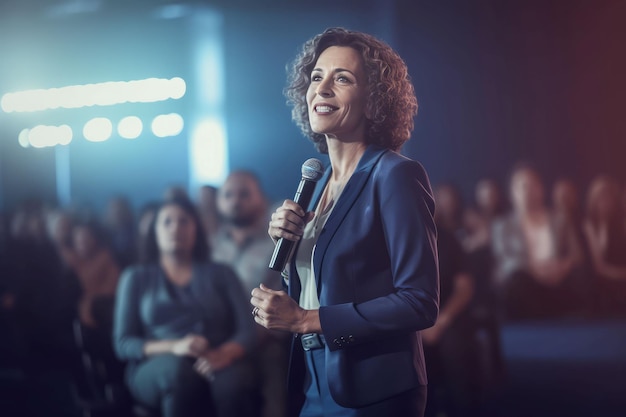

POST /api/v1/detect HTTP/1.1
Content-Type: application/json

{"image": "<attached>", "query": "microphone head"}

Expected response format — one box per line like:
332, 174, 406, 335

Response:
301, 158, 324, 182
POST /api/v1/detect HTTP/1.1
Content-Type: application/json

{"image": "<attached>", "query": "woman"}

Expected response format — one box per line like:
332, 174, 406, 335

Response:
491, 163, 587, 320
583, 175, 626, 317
67, 218, 121, 329
250, 28, 439, 417
113, 197, 257, 417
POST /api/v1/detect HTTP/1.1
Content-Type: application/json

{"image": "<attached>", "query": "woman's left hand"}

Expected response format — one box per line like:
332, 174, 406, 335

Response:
194, 341, 245, 376
251, 284, 320, 334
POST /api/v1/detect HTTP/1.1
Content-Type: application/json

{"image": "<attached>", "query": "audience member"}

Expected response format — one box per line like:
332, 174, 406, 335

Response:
463, 178, 505, 253
5, 201, 80, 416
492, 164, 585, 320
476, 178, 506, 220
7, 201, 75, 348
583, 175, 626, 317
424, 185, 477, 417
46, 209, 75, 270
113, 196, 257, 417
62, 218, 121, 330
212, 170, 287, 417
432, 182, 465, 235
552, 178, 582, 228
103, 195, 136, 268
552, 178, 590, 305
462, 179, 505, 316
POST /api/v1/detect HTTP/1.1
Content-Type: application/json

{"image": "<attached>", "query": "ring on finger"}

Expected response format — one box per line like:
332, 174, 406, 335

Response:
252, 306, 260, 317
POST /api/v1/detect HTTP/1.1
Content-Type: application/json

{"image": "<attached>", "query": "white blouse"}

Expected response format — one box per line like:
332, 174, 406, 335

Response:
295, 187, 343, 310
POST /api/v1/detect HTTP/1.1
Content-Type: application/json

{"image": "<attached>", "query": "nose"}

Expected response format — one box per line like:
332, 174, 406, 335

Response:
316, 78, 334, 97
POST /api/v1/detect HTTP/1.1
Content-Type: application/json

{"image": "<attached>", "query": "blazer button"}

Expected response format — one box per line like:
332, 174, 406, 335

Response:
348, 335, 355, 343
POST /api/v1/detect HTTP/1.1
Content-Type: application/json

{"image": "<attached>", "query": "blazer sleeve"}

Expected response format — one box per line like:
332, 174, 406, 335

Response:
113, 265, 147, 361
319, 159, 440, 350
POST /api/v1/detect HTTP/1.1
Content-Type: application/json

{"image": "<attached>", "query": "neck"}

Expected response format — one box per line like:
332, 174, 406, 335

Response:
519, 206, 547, 222
160, 252, 193, 269
228, 223, 258, 246
326, 140, 368, 182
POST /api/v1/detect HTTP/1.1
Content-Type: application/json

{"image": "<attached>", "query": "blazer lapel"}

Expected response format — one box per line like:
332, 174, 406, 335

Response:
313, 145, 388, 292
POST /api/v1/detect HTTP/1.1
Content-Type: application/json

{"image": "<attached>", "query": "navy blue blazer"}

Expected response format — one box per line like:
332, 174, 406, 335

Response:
287, 145, 439, 411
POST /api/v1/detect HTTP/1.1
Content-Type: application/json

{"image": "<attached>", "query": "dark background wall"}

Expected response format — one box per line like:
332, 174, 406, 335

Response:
0, 0, 624, 212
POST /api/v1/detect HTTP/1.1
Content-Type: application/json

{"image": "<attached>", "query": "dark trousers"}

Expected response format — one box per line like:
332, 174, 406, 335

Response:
127, 354, 215, 417
299, 348, 426, 417
128, 354, 259, 417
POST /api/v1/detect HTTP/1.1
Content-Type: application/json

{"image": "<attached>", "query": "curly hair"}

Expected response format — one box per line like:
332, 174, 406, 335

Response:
285, 27, 418, 153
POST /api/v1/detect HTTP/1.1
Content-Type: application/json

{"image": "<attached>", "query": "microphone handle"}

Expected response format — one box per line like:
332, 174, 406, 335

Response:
269, 179, 318, 271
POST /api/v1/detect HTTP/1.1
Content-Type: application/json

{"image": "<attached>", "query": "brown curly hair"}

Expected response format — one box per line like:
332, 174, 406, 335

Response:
285, 27, 418, 153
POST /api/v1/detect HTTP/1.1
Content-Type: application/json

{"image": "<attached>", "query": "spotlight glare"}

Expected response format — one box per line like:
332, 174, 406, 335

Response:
191, 118, 228, 184
1, 77, 187, 113
27, 124, 74, 148
118, 116, 143, 139
151, 113, 184, 138
170, 77, 186, 99
83, 117, 113, 142
18, 129, 30, 148
58, 124, 73, 145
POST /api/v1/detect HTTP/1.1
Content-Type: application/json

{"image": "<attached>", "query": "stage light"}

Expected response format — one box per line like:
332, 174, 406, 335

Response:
118, 116, 143, 139
190, 118, 228, 184
18, 129, 30, 148
151, 113, 184, 138
26, 124, 73, 148
83, 117, 113, 142
170, 77, 186, 99
1, 77, 187, 113
58, 125, 73, 145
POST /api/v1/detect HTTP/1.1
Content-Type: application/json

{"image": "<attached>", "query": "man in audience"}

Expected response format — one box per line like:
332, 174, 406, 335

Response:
212, 170, 287, 417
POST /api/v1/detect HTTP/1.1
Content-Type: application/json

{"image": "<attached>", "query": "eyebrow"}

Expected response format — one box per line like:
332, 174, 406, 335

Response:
311, 67, 356, 76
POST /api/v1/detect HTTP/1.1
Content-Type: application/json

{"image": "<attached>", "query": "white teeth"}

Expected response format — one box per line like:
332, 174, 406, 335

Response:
316, 105, 335, 113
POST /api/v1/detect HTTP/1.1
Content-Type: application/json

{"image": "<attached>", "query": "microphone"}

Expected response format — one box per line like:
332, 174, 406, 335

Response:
269, 158, 324, 271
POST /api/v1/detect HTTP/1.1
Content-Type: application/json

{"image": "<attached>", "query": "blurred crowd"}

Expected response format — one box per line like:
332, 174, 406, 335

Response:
0, 162, 625, 417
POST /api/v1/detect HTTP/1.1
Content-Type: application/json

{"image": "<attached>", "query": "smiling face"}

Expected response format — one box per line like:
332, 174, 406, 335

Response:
306, 46, 369, 143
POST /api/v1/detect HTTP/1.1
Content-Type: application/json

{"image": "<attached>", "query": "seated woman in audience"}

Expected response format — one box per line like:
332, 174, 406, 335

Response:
113, 196, 257, 417
583, 175, 626, 317
492, 163, 585, 320
62, 218, 121, 330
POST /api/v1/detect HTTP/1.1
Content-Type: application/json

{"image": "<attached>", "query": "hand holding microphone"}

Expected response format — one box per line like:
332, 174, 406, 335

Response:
268, 158, 324, 271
